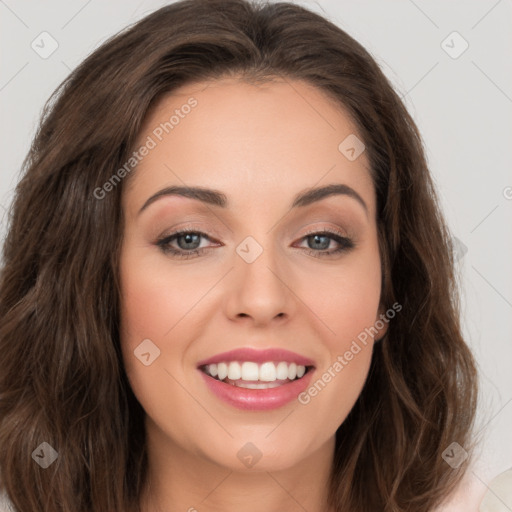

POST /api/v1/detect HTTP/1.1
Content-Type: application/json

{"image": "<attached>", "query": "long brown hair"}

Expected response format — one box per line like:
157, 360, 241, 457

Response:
0, 1, 478, 510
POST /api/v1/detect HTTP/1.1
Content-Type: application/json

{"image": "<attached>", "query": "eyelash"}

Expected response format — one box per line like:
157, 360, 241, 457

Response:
156, 227, 355, 260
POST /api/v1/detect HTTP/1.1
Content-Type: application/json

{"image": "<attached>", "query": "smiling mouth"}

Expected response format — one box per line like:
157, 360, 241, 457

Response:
199, 361, 315, 389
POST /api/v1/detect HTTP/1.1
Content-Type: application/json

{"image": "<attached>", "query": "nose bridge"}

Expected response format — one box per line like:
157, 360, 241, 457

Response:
226, 232, 294, 323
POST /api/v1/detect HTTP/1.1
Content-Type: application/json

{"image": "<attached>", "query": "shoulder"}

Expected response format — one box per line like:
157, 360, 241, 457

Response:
479, 468, 512, 512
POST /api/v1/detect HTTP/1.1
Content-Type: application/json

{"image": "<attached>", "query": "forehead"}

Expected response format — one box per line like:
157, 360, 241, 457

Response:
124, 77, 375, 218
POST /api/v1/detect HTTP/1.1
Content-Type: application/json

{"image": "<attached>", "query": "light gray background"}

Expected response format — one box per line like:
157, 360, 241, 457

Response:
1, 0, 511, 505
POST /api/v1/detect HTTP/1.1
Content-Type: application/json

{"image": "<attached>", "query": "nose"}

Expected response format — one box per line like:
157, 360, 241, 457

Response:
224, 239, 297, 327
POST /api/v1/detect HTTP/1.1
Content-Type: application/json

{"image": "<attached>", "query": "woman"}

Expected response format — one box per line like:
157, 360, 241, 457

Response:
0, 0, 478, 510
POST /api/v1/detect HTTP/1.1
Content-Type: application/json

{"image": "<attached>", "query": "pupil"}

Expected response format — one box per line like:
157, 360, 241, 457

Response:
179, 233, 200, 250
310, 234, 329, 250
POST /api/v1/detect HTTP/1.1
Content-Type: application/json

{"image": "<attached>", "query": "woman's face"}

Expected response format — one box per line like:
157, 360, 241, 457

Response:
119, 77, 387, 472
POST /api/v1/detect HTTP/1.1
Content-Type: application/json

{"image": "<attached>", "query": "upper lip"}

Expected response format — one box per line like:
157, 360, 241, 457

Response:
197, 347, 316, 368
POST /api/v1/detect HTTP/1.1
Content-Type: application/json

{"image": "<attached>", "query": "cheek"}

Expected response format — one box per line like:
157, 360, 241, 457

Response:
293, 247, 381, 427
118, 247, 188, 387
297, 244, 382, 350
118, 248, 203, 440
118, 244, 206, 345
296, 297, 378, 441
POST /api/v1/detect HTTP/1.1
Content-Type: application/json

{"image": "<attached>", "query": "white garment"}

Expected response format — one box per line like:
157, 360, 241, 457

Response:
0, 492, 13, 512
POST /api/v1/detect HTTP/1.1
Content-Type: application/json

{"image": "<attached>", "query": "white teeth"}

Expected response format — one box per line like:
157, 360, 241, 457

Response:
202, 361, 309, 383
227, 361, 241, 380
217, 362, 228, 381
259, 362, 277, 382
241, 362, 259, 381
276, 362, 289, 380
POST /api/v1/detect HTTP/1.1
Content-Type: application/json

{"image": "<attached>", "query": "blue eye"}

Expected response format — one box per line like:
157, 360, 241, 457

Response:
156, 229, 355, 259
156, 229, 215, 259
298, 231, 355, 257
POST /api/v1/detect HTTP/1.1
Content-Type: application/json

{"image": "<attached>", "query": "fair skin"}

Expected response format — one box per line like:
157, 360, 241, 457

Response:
119, 76, 388, 512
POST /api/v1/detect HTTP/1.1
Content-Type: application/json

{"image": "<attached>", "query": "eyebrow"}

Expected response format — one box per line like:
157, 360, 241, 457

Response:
138, 183, 368, 216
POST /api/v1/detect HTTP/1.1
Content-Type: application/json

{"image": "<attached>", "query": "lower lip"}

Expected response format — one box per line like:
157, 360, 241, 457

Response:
199, 369, 315, 411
